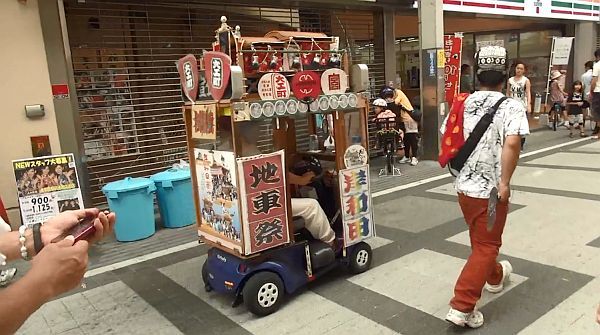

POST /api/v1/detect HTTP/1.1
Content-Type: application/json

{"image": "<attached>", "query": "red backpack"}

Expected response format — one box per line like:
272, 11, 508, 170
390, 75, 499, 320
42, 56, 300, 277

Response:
439, 93, 469, 168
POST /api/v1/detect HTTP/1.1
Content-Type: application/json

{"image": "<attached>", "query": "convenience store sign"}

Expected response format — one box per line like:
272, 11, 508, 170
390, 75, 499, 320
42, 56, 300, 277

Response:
442, 0, 600, 21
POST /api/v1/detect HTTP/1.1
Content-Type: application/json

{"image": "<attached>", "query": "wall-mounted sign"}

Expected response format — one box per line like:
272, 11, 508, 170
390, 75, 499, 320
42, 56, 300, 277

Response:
51, 84, 69, 100
258, 73, 291, 100
30, 136, 52, 157
190, 104, 217, 140
176, 54, 199, 103
203, 51, 232, 101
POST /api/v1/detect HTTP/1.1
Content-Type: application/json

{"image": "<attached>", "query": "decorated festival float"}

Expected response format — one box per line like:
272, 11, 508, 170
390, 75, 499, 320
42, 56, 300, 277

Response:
178, 16, 375, 316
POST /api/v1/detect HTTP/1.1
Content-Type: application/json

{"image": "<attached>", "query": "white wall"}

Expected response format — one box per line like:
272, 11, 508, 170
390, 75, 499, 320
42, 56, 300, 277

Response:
0, 0, 60, 227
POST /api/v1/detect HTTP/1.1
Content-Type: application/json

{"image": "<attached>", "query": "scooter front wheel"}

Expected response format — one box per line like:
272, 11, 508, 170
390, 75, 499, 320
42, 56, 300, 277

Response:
242, 271, 285, 316
347, 242, 373, 274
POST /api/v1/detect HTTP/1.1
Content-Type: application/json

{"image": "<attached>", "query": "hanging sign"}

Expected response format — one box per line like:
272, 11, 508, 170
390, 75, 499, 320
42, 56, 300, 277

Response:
237, 150, 290, 255
13, 154, 84, 226
339, 165, 373, 247
291, 71, 321, 102
176, 54, 199, 103
551, 37, 574, 66
203, 51, 232, 101
321, 68, 348, 95
343, 145, 368, 169
190, 104, 217, 140
444, 35, 463, 104
258, 73, 291, 100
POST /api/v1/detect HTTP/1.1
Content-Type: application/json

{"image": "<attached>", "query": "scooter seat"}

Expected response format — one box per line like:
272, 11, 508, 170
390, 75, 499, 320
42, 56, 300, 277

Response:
308, 240, 335, 269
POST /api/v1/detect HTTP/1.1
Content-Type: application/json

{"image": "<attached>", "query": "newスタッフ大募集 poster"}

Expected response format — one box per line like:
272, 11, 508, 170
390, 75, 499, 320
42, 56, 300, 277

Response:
13, 154, 84, 226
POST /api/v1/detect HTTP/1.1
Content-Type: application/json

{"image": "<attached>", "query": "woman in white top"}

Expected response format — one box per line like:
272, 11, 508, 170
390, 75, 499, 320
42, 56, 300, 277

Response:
507, 61, 531, 150
507, 61, 532, 114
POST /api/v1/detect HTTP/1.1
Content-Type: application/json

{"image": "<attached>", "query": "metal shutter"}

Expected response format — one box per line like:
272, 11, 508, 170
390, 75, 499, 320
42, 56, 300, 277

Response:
63, 0, 383, 206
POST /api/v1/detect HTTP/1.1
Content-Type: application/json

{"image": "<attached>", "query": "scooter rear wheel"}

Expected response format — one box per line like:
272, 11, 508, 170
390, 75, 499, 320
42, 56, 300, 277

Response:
202, 261, 212, 292
347, 242, 373, 274
243, 271, 285, 316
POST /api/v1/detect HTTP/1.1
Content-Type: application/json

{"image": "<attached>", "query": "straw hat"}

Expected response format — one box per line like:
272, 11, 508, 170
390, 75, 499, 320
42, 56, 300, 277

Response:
550, 70, 563, 80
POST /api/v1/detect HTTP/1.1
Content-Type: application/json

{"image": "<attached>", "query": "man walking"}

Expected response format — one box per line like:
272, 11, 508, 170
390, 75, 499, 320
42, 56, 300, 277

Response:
441, 46, 529, 328
582, 61, 594, 101
589, 49, 600, 136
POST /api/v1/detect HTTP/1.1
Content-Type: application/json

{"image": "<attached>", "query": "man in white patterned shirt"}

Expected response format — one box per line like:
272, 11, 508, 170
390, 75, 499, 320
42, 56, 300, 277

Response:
440, 46, 529, 328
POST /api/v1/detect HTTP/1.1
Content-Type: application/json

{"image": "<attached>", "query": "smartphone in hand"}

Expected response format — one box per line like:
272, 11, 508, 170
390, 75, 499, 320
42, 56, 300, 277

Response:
51, 216, 97, 243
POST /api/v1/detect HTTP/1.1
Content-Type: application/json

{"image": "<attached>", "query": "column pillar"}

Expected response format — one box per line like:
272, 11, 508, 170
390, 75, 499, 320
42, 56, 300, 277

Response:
574, 22, 597, 81
383, 10, 397, 85
418, 0, 445, 160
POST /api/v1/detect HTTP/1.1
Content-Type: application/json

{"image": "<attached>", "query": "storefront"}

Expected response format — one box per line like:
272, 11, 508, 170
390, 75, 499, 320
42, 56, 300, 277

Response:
59, 0, 408, 206
394, 12, 568, 102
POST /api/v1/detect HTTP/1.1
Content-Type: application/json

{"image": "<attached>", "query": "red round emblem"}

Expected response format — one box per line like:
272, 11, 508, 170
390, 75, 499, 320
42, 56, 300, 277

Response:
291, 71, 322, 102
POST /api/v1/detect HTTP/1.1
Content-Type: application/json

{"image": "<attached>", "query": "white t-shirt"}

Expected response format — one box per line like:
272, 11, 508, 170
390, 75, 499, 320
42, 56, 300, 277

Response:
440, 91, 529, 199
508, 76, 528, 107
593, 61, 600, 93
581, 69, 593, 98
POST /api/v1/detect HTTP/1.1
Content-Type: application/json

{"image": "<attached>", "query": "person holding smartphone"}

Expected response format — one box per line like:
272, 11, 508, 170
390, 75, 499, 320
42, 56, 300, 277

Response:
0, 209, 115, 334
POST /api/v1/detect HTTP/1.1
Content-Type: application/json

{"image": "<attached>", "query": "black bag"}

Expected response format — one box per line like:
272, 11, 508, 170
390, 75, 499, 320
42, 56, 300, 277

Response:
449, 97, 508, 176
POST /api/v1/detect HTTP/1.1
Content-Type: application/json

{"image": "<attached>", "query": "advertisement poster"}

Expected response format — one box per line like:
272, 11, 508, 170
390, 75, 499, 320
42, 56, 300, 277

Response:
339, 165, 374, 247
13, 154, 84, 226
190, 104, 217, 140
195, 149, 242, 253
551, 37, 574, 66
237, 150, 290, 255
444, 35, 463, 104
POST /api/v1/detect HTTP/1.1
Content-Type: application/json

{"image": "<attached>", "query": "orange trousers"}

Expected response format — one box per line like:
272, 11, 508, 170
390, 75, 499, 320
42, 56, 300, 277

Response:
449, 193, 509, 313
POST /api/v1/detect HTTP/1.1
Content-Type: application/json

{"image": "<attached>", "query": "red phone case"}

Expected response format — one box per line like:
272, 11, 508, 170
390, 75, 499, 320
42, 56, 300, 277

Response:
51, 217, 96, 243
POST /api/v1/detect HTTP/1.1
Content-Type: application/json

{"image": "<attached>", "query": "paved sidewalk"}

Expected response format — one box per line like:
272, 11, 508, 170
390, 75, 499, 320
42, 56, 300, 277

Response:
13, 129, 600, 335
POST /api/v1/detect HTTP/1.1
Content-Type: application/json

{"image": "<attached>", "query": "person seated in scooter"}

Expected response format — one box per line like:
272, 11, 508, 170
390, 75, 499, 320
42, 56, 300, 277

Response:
218, 119, 336, 248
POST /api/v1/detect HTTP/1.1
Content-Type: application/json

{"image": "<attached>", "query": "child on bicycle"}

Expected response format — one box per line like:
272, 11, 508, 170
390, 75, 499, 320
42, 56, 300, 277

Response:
566, 80, 589, 138
549, 70, 569, 127
373, 98, 403, 152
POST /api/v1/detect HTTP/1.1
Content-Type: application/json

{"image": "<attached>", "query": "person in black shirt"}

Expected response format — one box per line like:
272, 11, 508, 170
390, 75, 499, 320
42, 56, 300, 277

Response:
566, 81, 589, 138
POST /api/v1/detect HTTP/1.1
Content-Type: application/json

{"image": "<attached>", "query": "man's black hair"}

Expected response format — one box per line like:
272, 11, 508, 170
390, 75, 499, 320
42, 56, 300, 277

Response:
477, 71, 506, 89
461, 64, 471, 72
585, 60, 594, 70
595, 48, 600, 59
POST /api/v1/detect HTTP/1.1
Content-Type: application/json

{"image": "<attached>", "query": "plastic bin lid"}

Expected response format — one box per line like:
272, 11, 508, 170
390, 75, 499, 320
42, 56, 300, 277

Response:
150, 168, 191, 184
102, 177, 156, 194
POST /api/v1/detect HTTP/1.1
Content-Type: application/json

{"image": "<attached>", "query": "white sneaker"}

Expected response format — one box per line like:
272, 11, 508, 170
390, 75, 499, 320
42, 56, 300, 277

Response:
445, 308, 484, 328
485, 260, 513, 293
398, 157, 410, 164
410, 157, 419, 166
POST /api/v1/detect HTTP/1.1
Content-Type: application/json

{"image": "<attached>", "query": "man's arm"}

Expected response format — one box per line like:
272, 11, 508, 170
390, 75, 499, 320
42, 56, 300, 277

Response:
591, 76, 598, 93
499, 135, 521, 201
0, 272, 53, 334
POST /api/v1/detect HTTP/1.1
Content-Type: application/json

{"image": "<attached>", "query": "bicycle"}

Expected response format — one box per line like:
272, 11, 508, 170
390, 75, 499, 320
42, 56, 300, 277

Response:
550, 102, 564, 131
375, 117, 402, 176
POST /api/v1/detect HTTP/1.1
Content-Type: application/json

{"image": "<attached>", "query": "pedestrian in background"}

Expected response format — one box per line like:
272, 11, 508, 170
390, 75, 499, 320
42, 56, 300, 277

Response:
460, 64, 474, 93
441, 46, 528, 328
582, 61, 594, 101
589, 49, 600, 136
507, 60, 531, 150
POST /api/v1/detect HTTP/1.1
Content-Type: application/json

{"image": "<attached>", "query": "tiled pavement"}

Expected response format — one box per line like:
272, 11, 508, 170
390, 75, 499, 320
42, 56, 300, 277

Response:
14, 129, 600, 335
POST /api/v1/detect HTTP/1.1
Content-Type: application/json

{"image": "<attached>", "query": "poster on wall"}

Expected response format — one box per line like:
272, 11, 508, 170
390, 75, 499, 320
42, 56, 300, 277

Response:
237, 150, 290, 255
12, 154, 84, 226
339, 165, 374, 247
195, 149, 243, 253
444, 35, 463, 104
190, 104, 217, 140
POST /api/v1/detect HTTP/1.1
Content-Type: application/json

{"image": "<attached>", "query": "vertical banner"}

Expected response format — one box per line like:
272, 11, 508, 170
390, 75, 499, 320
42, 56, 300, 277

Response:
176, 54, 199, 104
238, 150, 290, 255
339, 165, 374, 247
13, 154, 84, 226
195, 149, 243, 254
444, 35, 463, 104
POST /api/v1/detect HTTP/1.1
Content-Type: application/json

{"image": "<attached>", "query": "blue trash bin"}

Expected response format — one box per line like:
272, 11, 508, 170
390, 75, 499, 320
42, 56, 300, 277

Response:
151, 168, 195, 228
102, 177, 156, 242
